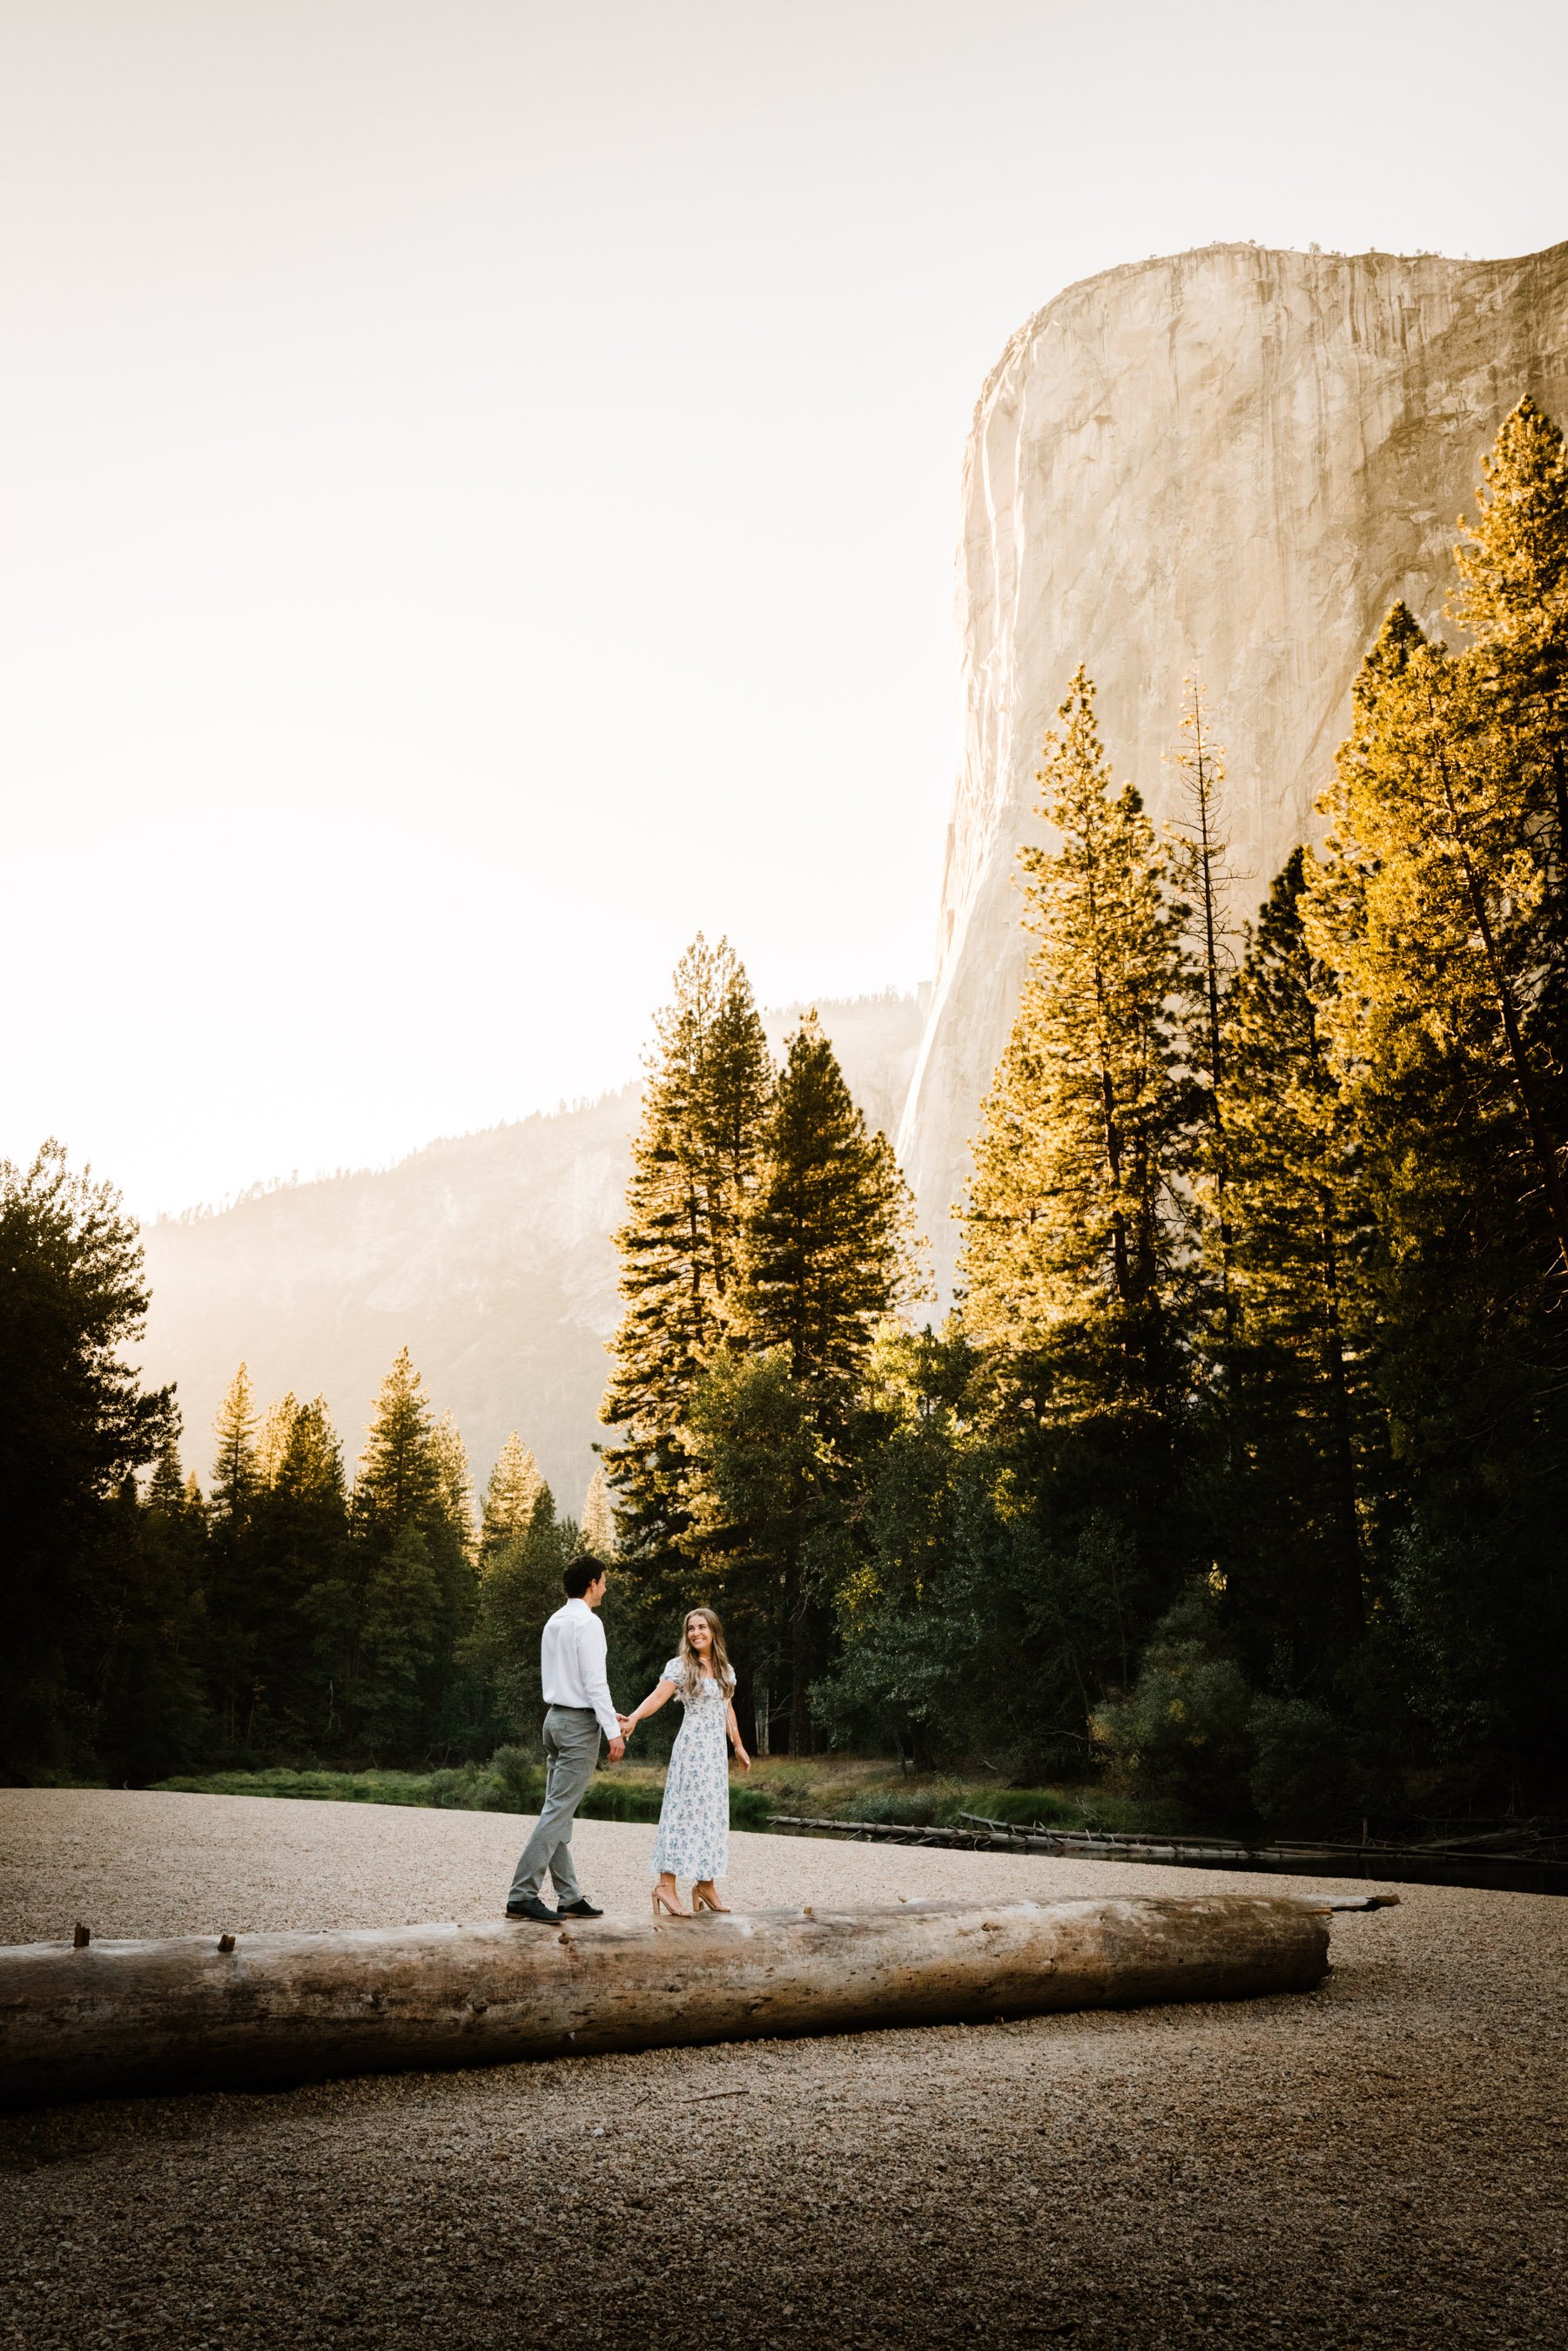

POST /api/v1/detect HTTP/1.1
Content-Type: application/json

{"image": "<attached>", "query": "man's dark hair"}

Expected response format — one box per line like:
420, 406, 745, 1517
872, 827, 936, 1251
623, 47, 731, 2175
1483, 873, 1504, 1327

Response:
562, 1555, 607, 1600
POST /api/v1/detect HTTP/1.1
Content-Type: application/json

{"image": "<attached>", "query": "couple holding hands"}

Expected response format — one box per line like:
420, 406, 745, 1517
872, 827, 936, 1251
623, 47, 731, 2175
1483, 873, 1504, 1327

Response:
504, 1554, 751, 1924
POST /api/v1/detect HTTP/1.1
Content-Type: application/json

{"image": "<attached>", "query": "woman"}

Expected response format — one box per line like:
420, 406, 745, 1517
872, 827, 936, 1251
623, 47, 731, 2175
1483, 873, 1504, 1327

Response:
619, 1607, 750, 1916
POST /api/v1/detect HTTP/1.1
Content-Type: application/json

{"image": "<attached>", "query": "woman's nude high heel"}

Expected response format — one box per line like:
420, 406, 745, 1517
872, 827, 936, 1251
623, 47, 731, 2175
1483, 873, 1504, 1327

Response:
651, 1885, 689, 1918
691, 1885, 730, 1913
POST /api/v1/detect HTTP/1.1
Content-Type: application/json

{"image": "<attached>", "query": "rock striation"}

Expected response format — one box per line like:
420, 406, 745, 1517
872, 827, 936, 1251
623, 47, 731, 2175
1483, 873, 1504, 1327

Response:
899, 241, 1568, 1295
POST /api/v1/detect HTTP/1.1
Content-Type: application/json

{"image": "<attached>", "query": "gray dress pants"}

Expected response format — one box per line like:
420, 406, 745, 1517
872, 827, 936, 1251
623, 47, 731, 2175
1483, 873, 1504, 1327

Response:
508, 1706, 602, 1906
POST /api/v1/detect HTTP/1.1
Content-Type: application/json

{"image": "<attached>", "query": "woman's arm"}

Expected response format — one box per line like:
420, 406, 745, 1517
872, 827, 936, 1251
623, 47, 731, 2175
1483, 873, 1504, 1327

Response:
618, 1679, 676, 1736
726, 1701, 751, 1770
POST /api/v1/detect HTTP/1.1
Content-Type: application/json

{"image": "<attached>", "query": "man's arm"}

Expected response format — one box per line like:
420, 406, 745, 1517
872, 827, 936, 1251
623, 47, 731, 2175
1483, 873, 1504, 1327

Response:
575, 1611, 624, 1747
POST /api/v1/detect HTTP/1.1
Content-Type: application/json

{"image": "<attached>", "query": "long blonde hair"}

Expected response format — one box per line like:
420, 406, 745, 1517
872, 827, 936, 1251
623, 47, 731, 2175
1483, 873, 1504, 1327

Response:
675, 1607, 735, 1701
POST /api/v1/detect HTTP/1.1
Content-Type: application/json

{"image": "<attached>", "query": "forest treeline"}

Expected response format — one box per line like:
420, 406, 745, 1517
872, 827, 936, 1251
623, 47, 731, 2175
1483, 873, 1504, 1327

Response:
600, 398, 1568, 1826
3, 400, 1565, 1825
0, 1233, 617, 1783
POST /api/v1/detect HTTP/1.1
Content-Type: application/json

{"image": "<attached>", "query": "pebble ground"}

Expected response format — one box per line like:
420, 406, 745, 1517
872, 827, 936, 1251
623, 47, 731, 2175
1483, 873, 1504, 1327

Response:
1, 1789, 1563, 2350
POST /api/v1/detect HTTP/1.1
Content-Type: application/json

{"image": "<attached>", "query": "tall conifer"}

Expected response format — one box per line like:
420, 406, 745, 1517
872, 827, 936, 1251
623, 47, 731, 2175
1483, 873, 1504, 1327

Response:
580, 1464, 617, 1559
601, 935, 771, 1563
480, 1433, 546, 1567
255, 1392, 299, 1486
1167, 673, 1238, 1335
722, 1012, 912, 1750
1307, 602, 1568, 1267
962, 670, 1195, 1391
1452, 395, 1568, 866
431, 1411, 476, 1563
467, 1482, 569, 1731
206, 1364, 261, 1746
353, 1349, 441, 1535
210, 1365, 259, 1522
1220, 851, 1369, 1665
249, 1395, 348, 1741
308, 1351, 476, 1757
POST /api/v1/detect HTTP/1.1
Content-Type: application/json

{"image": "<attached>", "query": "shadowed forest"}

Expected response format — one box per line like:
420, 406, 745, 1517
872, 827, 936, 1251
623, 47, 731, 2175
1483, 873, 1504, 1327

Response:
5, 403, 1566, 1837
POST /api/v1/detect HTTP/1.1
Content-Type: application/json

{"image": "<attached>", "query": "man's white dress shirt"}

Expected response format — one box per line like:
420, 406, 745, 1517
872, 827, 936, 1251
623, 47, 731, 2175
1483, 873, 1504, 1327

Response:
539, 1598, 621, 1742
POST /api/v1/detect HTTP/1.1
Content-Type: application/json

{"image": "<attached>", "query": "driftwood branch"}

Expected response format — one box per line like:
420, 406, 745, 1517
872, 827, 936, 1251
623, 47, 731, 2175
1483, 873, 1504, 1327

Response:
0, 1894, 1332, 2109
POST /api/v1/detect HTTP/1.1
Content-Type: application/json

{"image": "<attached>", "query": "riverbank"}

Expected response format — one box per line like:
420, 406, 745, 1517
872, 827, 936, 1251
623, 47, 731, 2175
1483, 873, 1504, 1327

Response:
147, 1752, 1180, 1836
2, 1788, 1563, 2348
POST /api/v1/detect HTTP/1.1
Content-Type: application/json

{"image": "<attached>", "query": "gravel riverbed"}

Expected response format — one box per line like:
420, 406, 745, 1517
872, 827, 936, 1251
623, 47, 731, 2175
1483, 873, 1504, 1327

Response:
1, 1789, 1563, 2350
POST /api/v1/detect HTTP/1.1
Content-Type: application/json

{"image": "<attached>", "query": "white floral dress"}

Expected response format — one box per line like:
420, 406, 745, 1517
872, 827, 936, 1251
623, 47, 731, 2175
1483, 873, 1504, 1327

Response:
649, 1664, 732, 1882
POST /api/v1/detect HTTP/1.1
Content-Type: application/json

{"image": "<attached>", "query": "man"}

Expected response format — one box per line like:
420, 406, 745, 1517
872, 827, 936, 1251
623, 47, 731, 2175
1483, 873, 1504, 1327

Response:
505, 1556, 624, 1923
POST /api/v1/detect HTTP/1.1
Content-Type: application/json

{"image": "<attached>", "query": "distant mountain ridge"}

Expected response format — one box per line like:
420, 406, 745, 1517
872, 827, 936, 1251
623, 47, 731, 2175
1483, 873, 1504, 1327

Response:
139, 991, 929, 1509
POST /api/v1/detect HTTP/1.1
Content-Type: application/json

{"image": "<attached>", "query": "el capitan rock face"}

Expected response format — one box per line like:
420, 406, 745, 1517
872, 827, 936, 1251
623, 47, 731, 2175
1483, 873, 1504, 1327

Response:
899, 240, 1568, 1293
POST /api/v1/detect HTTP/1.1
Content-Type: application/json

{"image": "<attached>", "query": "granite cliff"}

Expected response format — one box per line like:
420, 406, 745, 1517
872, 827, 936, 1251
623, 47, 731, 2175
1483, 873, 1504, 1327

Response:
899, 240, 1568, 1293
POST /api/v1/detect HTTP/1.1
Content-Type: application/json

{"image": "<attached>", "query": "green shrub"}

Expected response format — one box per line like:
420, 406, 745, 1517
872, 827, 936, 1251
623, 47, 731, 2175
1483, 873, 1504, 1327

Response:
729, 1783, 775, 1830
486, 1746, 546, 1814
966, 1787, 1085, 1829
1246, 1696, 1356, 1834
1094, 1595, 1255, 1820
153, 1767, 442, 1805
577, 1778, 665, 1823
842, 1790, 940, 1827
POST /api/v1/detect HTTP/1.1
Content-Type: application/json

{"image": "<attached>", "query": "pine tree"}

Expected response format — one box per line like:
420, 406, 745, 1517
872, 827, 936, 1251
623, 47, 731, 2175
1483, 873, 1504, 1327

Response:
316, 1351, 475, 1759
353, 1349, 441, 1533
1451, 395, 1568, 869
957, 671, 1201, 1743
210, 1365, 259, 1522
357, 1525, 442, 1751
427, 1408, 481, 1748
145, 1436, 186, 1514
601, 934, 772, 1566
1308, 600, 1568, 1267
1167, 673, 1239, 1337
255, 1392, 300, 1486
480, 1432, 545, 1567
1450, 397, 1568, 1207
684, 1346, 818, 1749
206, 1364, 262, 1748
431, 1411, 476, 1561
742, 1014, 911, 1398
1219, 850, 1371, 1671
1295, 411, 1568, 1779
717, 1011, 913, 1752
963, 669, 1195, 1392
76, 1436, 210, 1781
249, 1396, 349, 1744
466, 1482, 569, 1732
580, 1464, 617, 1559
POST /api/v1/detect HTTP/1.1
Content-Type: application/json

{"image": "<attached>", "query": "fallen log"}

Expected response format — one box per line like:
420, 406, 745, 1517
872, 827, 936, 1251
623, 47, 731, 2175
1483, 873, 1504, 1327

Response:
0, 1894, 1331, 2109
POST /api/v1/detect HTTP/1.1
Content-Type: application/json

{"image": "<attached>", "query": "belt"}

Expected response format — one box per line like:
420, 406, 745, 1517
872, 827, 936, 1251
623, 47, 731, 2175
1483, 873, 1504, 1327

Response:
547, 1702, 597, 1714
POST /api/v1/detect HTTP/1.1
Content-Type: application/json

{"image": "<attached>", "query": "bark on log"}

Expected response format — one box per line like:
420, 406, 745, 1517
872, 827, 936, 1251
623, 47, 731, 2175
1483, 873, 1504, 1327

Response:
0, 1895, 1330, 2109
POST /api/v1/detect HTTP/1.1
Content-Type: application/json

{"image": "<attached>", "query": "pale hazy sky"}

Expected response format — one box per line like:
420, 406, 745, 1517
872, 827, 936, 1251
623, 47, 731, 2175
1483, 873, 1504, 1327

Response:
4, 1, 1565, 1216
